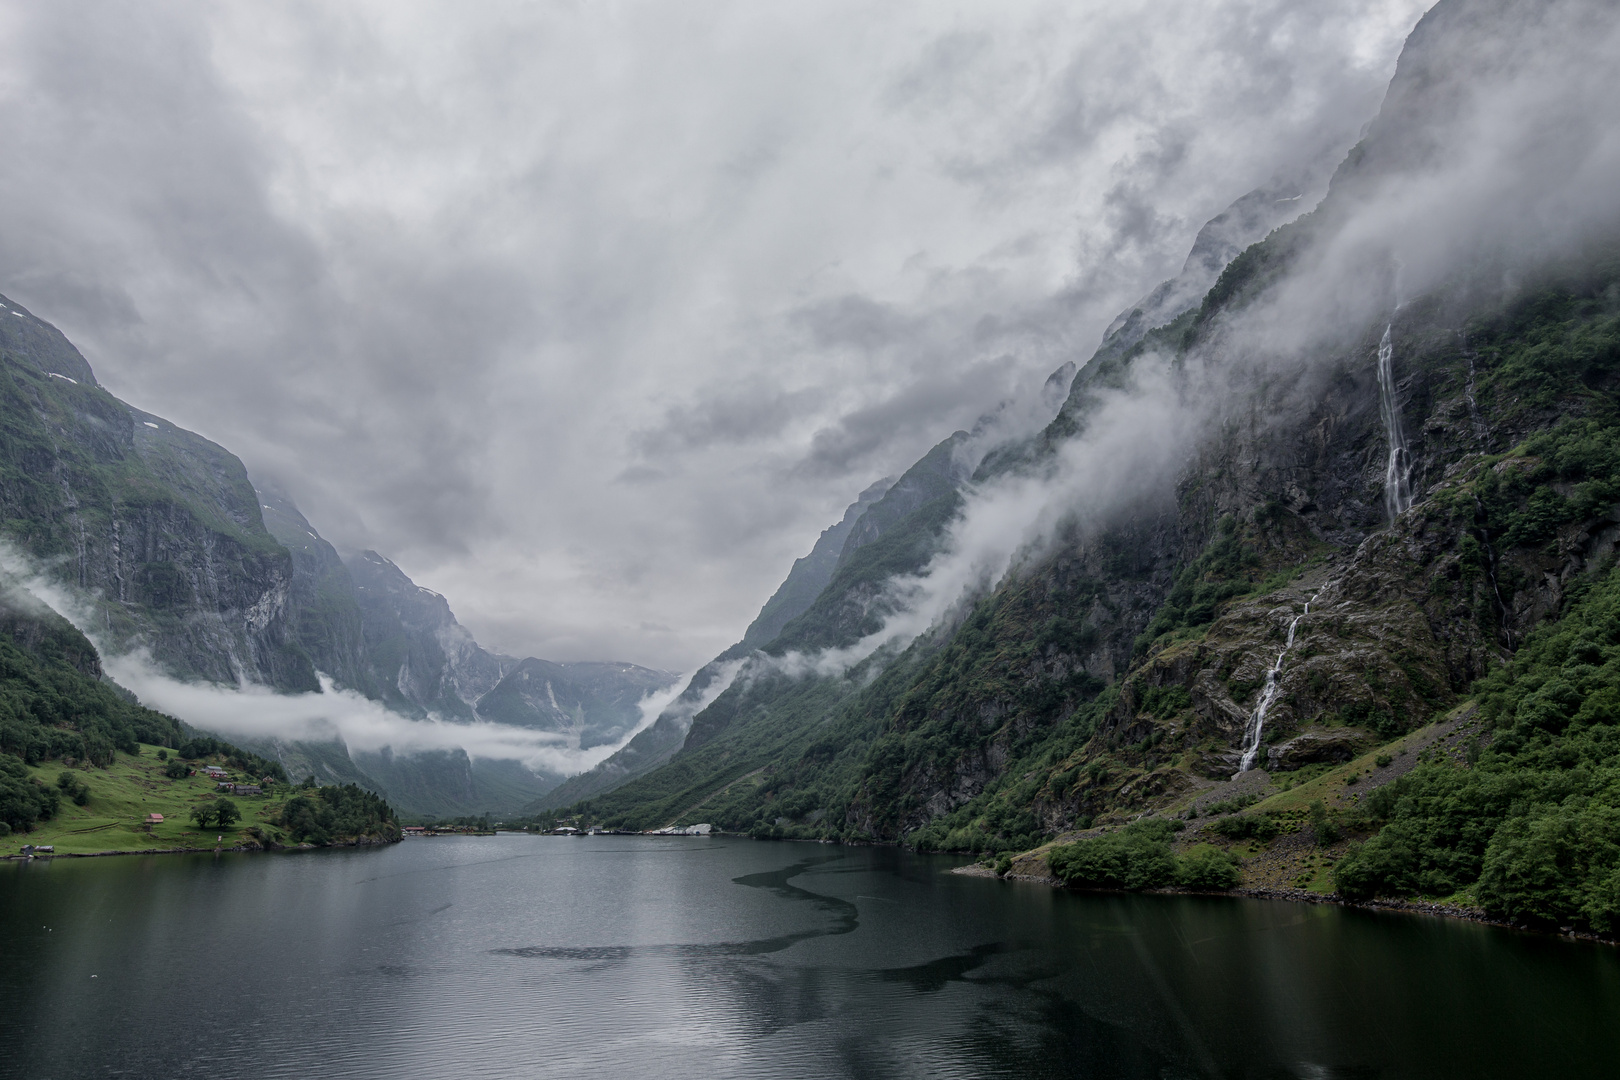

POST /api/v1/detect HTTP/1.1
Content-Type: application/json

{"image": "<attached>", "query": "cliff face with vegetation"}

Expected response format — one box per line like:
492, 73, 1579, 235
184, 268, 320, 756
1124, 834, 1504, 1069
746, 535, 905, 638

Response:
570, 0, 1620, 933
0, 297, 314, 690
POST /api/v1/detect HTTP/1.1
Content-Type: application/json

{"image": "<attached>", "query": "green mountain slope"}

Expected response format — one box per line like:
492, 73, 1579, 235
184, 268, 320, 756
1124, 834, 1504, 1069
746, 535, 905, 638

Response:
0, 594, 306, 842
0, 296, 672, 820
531, 473, 925, 811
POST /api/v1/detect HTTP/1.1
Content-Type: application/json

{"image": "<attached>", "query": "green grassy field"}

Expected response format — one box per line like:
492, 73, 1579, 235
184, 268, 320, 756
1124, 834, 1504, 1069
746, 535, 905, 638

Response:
8, 744, 294, 856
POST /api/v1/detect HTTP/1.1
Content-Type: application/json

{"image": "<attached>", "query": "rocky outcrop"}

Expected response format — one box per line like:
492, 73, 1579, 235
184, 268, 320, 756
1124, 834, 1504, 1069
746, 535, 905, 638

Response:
1265, 729, 1373, 771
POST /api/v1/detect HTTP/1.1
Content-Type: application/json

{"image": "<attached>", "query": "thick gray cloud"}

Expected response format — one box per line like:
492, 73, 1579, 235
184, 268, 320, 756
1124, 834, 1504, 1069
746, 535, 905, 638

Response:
0, 0, 1426, 670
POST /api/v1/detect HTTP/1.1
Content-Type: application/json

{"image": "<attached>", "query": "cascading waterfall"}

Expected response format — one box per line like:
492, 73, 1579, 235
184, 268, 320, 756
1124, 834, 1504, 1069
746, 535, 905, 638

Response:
1237, 602, 1310, 772
1376, 323, 1412, 521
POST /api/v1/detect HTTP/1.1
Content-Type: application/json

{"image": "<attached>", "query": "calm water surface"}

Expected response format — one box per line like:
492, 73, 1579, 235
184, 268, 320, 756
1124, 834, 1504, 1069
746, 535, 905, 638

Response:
2, 836, 1617, 1079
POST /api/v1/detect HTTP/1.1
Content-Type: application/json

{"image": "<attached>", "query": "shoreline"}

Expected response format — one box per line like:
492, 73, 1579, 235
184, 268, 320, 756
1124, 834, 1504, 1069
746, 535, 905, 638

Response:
4, 835, 399, 861
4, 846, 199, 860
953, 863, 1617, 946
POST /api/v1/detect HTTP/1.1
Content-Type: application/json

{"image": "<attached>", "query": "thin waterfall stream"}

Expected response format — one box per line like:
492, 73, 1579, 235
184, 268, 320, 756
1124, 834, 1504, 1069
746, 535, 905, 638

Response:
1237, 601, 1311, 772
1472, 494, 1515, 650
1377, 323, 1412, 521
1462, 331, 1487, 445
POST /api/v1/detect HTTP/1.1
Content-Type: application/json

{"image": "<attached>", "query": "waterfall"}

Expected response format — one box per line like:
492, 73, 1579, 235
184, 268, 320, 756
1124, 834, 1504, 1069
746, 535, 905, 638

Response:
1376, 324, 1412, 521
1461, 332, 1486, 446
1237, 602, 1310, 773
1471, 494, 1515, 650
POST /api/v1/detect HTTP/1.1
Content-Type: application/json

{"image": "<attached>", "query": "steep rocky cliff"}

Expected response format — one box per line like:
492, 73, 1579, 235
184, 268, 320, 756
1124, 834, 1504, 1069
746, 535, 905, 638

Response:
561, 185, 1362, 829
345, 549, 509, 720
737, 477, 893, 651
255, 480, 377, 697
476, 657, 676, 749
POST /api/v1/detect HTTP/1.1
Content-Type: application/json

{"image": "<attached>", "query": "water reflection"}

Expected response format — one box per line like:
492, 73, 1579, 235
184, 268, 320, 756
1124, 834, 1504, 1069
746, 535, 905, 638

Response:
1, 837, 1616, 1079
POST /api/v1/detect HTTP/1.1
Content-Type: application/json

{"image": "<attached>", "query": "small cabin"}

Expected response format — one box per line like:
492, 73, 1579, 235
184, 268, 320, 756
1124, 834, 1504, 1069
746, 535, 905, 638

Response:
144, 813, 164, 825
402, 826, 426, 836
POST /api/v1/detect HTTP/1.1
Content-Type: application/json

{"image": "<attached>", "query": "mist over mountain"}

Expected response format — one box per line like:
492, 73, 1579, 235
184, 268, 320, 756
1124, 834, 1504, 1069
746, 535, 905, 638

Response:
542, 166, 1337, 815
545, 0, 1620, 941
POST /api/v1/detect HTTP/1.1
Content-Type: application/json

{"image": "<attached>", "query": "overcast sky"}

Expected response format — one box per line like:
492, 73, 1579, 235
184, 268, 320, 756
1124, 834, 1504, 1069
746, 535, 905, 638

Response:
0, 0, 1428, 672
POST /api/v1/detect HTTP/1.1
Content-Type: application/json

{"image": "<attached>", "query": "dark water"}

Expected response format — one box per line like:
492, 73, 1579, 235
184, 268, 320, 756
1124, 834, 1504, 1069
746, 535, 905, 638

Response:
2, 837, 1617, 1079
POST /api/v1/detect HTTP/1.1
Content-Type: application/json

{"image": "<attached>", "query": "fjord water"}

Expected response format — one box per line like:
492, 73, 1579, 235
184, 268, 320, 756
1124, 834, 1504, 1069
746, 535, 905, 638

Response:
2, 838, 1616, 1080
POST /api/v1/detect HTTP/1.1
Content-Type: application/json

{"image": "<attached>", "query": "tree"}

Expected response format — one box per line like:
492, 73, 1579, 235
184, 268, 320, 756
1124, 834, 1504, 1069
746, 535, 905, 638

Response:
1309, 800, 1339, 846
1048, 820, 1179, 890
0, 757, 59, 832
1177, 845, 1242, 890
190, 803, 217, 829
55, 770, 91, 806
213, 798, 240, 828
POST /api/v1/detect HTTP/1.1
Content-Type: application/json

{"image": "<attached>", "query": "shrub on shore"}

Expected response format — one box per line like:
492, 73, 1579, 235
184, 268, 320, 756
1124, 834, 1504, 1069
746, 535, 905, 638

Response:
1047, 820, 1241, 892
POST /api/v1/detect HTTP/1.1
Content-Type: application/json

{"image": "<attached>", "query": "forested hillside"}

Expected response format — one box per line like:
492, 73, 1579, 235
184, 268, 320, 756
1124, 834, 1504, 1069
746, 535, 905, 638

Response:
0, 597, 301, 839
